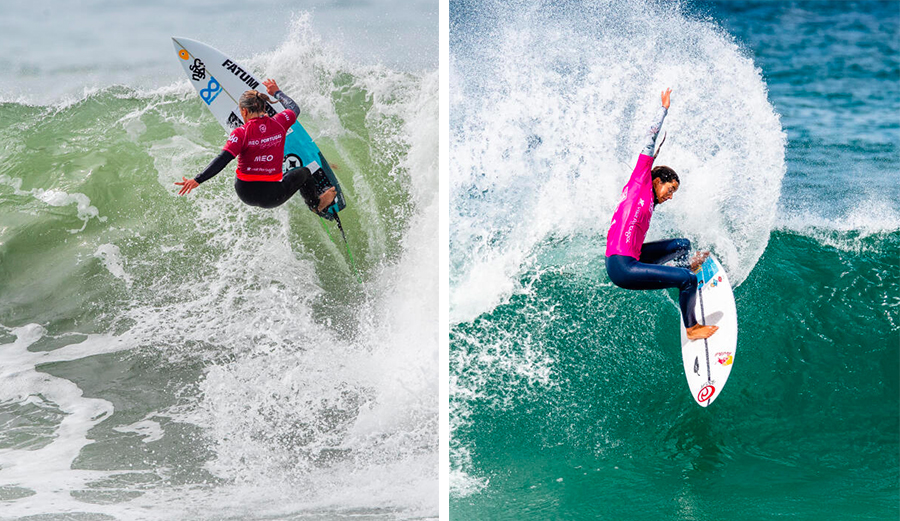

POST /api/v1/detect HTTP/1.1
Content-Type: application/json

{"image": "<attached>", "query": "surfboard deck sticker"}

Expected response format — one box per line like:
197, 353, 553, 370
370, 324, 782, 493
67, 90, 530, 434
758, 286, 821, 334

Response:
172, 37, 346, 219
680, 254, 738, 407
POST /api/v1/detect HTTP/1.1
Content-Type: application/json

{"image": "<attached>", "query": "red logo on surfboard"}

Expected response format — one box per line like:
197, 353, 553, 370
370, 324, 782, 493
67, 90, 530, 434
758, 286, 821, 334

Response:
697, 385, 715, 402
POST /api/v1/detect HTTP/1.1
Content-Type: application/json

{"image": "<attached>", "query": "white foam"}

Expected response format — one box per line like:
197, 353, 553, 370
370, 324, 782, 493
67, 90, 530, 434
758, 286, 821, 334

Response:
112, 416, 164, 444
450, 0, 785, 323
449, 0, 786, 496
776, 198, 900, 253
0, 175, 105, 233
0, 325, 138, 517
1, 12, 438, 517
93, 243, 133, 287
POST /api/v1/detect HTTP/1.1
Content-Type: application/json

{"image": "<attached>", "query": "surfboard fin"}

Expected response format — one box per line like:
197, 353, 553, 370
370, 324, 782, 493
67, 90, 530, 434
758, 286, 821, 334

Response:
319, 212, 362, 284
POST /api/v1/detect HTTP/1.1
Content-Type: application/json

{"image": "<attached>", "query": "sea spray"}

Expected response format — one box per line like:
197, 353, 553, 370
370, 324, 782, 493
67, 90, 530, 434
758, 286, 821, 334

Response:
450, 0, 786, 499
0, 14, 437, 520
450, 0, 785, 324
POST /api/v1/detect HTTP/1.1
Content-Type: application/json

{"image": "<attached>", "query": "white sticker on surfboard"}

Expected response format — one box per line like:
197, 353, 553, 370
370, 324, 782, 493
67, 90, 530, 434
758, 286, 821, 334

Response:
680, 254, 738, 407
173, 37, 253, 131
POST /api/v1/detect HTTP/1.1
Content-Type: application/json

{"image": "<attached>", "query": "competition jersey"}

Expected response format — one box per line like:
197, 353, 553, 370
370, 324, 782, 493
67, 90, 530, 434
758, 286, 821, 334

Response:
223, 110, 296, 182
605, 153, 656, 259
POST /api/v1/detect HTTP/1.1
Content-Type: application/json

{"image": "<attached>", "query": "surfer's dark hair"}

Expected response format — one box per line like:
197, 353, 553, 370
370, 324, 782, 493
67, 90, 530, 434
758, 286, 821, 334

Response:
651, 166, 679, 185
239, 90, 274, 114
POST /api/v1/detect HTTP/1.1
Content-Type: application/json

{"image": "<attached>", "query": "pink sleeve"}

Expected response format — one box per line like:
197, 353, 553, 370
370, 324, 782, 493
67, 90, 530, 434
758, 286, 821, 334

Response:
223, 127, 244, 156
629, 153, 655, 184
277, 109, 297, 128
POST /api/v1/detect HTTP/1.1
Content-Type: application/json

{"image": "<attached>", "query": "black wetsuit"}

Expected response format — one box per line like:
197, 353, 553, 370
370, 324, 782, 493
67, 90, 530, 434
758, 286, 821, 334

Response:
194, 90, 320, 210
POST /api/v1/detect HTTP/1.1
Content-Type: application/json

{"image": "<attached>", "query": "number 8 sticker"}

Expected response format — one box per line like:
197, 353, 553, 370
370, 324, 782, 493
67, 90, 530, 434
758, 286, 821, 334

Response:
200, 76, 222, 105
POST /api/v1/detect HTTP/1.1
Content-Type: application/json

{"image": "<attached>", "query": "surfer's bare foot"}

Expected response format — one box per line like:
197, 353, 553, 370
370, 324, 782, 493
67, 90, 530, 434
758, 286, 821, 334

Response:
690, 251, 710, 271
686, 324, 718, 340
317, 187, 337, 211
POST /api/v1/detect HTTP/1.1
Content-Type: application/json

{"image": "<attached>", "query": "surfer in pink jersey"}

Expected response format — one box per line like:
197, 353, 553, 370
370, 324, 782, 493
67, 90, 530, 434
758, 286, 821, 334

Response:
605, 88, 718, 340
175, 78, 336, 212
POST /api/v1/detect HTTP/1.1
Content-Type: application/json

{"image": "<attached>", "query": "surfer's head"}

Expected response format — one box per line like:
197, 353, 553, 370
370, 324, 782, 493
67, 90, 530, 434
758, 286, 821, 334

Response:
651, 166, 679, 204
239, 90, 274, 119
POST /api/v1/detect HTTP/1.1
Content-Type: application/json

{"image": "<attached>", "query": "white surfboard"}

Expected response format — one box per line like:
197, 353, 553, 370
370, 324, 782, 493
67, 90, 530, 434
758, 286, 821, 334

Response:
680, 254, 738, 407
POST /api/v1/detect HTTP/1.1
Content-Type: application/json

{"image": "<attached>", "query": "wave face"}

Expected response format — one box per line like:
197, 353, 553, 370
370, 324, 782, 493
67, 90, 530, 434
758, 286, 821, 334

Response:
0, 16, 438, 520
450, 0, 786, 323
450, 0, 899, 519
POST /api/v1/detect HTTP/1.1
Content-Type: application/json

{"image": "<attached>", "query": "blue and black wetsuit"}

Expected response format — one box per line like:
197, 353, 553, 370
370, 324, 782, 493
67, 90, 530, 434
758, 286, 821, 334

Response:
605, 106, 699, 329
606, 239, 699, 328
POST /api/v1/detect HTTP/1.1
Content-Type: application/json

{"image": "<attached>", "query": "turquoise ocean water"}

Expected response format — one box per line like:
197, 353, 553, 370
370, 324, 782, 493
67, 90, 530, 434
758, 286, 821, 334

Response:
450, 1, 898, 519
0, 3, 437, 520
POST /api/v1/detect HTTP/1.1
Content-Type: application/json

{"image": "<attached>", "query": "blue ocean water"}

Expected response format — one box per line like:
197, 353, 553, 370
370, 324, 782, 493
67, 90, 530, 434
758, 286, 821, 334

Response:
450, 1, 899, 519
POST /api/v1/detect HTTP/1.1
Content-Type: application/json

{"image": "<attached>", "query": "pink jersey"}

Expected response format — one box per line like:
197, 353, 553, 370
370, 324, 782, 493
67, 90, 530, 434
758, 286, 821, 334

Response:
606, 153, 656, 259
223, 110, 297, 182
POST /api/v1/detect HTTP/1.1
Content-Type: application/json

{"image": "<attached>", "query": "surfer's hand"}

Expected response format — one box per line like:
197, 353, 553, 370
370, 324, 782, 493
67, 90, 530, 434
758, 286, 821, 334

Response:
690, 250, 710, 271
176, 177, 199, 196
661, 88, 672, 110
263, 79, 280, 96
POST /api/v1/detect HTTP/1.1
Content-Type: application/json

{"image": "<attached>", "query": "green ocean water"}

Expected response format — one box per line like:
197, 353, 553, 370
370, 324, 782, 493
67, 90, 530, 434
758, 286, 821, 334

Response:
451, 230, 898, 519
450, 0, 899, 518
0, 18, 438, 520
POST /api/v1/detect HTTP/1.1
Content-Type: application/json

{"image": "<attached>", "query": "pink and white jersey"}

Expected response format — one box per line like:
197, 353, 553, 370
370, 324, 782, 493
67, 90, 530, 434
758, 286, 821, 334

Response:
223, 110, 297, 182
605, 153, 656, 259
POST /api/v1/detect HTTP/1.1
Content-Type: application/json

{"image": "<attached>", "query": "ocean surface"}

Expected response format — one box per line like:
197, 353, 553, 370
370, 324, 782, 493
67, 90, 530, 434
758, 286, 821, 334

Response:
0, 3, 437, 520
450, 1, 899, 519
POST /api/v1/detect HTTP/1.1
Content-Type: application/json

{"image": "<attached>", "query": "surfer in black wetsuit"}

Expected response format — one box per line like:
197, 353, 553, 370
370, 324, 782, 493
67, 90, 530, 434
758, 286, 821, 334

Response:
175, 78, 336, 212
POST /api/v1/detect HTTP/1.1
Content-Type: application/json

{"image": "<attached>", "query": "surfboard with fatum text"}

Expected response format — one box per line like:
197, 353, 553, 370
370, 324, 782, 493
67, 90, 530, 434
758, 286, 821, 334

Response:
172, 37, 360, 282
171, 36, 347, 219
680, 254, 738, 407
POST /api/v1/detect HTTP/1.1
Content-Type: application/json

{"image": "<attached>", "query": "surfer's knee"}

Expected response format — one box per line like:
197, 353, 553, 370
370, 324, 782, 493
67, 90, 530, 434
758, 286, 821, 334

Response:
605, 255, 628, 288
679, 269, 698, 292
675, 238, 691, 252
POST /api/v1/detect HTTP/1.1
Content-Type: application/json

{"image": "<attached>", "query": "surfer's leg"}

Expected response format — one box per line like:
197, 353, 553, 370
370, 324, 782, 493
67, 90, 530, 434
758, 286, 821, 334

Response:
607, 254, 701, 328
282, 167, 319, 209
234, 179, 284, 208
234, 170, 325, 210
639, 238, 691, 266
282, 167, 337, 212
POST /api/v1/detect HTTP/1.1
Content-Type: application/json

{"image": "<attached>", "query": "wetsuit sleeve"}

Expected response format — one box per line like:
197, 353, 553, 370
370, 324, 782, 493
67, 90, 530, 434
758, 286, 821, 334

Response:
639, 105, 668, 157
194, 150, 235, 184
274, 90, 299, 127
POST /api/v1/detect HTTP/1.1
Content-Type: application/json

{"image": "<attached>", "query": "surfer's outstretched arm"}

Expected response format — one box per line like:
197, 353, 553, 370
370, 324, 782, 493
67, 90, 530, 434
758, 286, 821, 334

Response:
175, 150, 235, 196
262, 79, 300, 115
274, 90, 300, 115
639, 88, 671, 157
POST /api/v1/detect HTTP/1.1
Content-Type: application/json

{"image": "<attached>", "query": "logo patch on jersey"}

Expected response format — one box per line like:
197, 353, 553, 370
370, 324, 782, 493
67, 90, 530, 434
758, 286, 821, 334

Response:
259, 124, 266, 133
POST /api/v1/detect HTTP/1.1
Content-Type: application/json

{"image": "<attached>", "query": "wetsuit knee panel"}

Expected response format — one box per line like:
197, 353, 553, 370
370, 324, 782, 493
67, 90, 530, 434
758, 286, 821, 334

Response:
680, 269, 698, 292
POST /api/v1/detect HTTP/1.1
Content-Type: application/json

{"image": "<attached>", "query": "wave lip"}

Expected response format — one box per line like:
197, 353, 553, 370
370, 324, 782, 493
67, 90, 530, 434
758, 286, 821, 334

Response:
450, 0, 786, 324
0, 13, 438, 519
